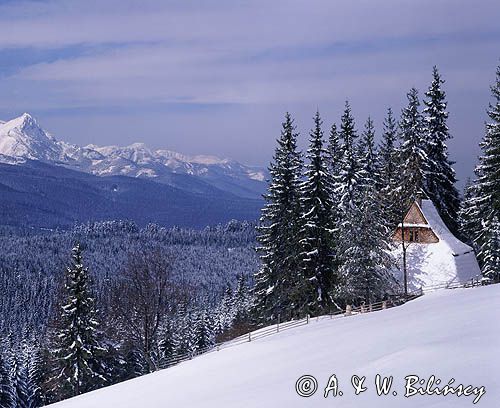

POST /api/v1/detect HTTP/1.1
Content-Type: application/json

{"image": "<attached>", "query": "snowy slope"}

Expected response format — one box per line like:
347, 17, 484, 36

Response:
48, 285, 500, 408
0, 113, 267, 198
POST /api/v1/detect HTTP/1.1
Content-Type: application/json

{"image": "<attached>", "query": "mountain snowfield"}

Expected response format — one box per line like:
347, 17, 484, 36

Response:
0, 113, 267, 198
48, 285, 499, 408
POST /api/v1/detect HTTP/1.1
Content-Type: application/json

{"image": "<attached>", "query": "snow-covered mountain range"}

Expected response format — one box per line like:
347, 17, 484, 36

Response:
0, 113, 267, 198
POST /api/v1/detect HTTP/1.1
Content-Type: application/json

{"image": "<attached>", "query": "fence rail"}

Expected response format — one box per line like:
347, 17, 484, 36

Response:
159, 277, 489, 370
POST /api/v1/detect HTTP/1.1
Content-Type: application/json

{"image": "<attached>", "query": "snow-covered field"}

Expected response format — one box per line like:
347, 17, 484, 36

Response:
48, 285, 500, 408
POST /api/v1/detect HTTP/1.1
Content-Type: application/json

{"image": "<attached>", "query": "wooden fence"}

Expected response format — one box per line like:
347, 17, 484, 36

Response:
159, 277, 488, 369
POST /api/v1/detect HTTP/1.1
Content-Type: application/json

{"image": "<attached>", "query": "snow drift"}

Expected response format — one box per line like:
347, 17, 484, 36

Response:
48, 285, 500, 408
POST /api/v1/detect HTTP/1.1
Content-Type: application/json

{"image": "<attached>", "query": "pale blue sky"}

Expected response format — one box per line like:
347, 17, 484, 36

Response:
0, 0, 498, 187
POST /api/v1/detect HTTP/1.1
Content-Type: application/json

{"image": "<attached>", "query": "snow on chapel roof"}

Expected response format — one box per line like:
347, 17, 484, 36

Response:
392, 198, 481, 290
418, 199, 472, 256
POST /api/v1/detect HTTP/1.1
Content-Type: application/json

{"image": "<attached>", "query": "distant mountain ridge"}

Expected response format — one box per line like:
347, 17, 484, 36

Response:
0, 114, 265, 228
0, 159, 263, 229
0, 113, 268, 199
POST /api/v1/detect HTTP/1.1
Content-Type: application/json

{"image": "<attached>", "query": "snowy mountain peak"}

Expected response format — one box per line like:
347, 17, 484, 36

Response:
0, 113, 61, 161
13, 112, 33, 125
1, 113, 39, 136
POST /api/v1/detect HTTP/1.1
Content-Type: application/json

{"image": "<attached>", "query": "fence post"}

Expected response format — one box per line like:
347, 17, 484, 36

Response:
217, 345, 220, 352
360, 303, 365, 313
345, 305, 352, 316
277, 314, 280, 333
248, 332, 251, 342
369, 303, 373, 312
382, 301, 387, 310
306, 314, 310, 324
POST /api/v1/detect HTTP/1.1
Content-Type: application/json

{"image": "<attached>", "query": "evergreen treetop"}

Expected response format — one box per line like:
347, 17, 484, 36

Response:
423, 66, 460, 231
398, 87, 427, 204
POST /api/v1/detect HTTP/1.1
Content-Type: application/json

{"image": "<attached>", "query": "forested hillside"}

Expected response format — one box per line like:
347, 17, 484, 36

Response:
0, 220, 258, 334
0, 161, 262, 229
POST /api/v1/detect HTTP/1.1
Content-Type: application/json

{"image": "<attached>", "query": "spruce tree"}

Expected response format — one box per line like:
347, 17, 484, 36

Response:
478, 215, 500, 281
193, 310, 214, 353
49, 244, 107, 400
219, 285, 235, 331
398, 88, 427, 205
19, 330, 42, 408
326, 123, 342, 180
378, 107, 400, 227
462, 66, 500, 280
334, 102, 364, 296
336, 101, 362, 214
423, 66, 460, 231
233, 275, 251, 323
254, 112, 303, 323
10, 347, 28, 408
325, 122, 342, 247
0, 341, 14, 408
172, 303, 190, 358
358, 117, 377, 184
338, 201, 396, 304
338, 118, 396, 303
24, 346, 42, 408
297, 111, 338, 316
158, 322, 176, 368
458, 179, 480, 245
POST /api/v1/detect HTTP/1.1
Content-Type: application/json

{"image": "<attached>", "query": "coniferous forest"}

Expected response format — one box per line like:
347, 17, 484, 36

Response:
0, 65, 498, 406
255, 66, 499, 323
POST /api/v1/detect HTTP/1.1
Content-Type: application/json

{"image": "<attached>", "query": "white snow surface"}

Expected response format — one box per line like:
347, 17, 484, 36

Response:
48, 285, 500, 408
393, 200, 481, 291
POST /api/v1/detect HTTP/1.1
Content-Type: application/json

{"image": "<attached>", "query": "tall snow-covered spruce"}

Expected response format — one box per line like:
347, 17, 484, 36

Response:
378, 107, 400, 228
335, 103, 365, 302
325, 123, 343, 238
423, 66, 460, 232
47, 244, 107, 402
398, 88, 427, 205
254, 113, 303, 323
297, 112, 338, 316
460, 65, 500, 281
338, 117, 396, 303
